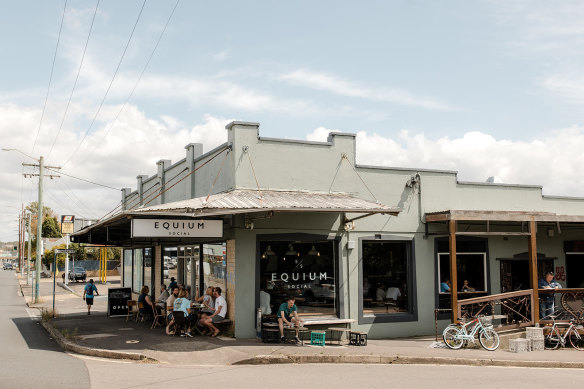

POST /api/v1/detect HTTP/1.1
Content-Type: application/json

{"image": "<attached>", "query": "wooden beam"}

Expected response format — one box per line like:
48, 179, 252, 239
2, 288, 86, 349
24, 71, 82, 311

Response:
455, 232, 531, 236
449, 219, 458, 323
426, 209, 584, 224
528, 219, 539, 322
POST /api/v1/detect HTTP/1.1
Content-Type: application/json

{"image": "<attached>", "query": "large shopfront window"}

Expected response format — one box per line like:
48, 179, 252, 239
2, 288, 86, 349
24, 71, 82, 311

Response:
259, 240, 337, 317
132, 248, 143, 294
202, 243, 226, 295
144, 248, 153, 293
168, 244, 226, 298
361, 240, 414, 320
122, 247, 154, 295
123, 249, 132, 288
435, 238, 488, 310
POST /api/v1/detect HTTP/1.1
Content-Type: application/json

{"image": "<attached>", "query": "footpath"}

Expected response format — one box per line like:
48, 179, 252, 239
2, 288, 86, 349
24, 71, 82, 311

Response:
17, 273, 584, 368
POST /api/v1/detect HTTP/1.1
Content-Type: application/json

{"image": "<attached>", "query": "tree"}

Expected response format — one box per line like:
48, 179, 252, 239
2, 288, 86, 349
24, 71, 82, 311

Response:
25, 202, 58, 240
42, 217, 62, 238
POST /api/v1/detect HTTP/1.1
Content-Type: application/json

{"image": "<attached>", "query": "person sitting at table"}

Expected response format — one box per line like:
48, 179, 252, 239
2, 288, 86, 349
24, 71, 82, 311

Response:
385, 285, 401, 301
197, 286, 215, 316
461, 280, 475, 292
165, 286, 179, 333
156, 284, 169, 311
259, 281, 272, 315
168, 289, 193, 337
440, 278, 451, 293
199, 287, 227, 337
277, 295, 303, 344
138, 286, 155, 317
375, 284, 386, 301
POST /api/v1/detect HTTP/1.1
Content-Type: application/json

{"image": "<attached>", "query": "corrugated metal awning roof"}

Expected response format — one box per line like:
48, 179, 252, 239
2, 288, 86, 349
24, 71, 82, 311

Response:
70, 189, 400, 238
132, 189, 400, 216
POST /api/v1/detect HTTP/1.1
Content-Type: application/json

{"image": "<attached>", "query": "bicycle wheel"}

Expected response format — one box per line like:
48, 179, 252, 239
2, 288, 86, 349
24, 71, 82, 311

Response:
569, 331, 584, 351
543, 327, 561, 350
443, 326, 464, 349
479, 328, 500, 351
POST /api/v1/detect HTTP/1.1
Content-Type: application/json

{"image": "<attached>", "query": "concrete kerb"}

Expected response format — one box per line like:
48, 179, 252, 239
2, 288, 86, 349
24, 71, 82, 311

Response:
40, 319, 157, 363
234, 354, 584, 368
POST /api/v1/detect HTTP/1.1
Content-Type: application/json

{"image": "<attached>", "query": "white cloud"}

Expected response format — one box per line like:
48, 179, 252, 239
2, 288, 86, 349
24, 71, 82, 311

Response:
0, 100, 231, 241
280, 69, 454, 110
307, 125, 584, 197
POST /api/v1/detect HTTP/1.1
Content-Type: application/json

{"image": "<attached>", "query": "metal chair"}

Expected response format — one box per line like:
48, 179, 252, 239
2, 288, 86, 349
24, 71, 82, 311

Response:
171, 311, 188, 337
151, 304, 164, 329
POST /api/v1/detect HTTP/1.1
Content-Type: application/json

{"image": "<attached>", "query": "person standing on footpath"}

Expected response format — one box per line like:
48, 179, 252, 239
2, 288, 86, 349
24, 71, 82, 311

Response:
83, 279, 99, 315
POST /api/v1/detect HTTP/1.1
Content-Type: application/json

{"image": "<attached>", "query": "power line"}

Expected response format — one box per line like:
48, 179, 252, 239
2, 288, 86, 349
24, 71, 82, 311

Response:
54, 178, 99, 219
31, 0, 68, 155
61, 0, 148, 167
45, 167, 119, 190
79, 0, 181, 165
47, 0, 100, 161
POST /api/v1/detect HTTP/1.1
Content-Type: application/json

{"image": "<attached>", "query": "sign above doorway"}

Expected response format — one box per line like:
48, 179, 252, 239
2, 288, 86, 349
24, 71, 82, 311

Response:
131, 219, 223, 238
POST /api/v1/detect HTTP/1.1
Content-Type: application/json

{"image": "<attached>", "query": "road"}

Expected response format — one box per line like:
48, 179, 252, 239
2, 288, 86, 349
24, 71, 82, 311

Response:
2, 269, 583, 389
0, 270, 89, 388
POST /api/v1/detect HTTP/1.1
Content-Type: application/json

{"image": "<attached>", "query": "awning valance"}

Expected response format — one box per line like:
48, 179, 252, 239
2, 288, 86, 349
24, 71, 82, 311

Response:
71, 189, 401, 242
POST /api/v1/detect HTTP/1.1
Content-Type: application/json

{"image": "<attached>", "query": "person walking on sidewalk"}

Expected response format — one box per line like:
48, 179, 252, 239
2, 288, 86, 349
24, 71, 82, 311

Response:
83, 279, 99, 315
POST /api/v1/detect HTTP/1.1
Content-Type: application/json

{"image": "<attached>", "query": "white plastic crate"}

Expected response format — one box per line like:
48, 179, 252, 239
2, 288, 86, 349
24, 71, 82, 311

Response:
509, 338, 530, 353
530, 338, 545, 351
526, 327, 544, 340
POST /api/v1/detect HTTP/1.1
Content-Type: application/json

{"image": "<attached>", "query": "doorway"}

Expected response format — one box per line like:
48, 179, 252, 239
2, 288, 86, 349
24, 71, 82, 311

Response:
498, 252, 554, 293
566, 254, 584, 288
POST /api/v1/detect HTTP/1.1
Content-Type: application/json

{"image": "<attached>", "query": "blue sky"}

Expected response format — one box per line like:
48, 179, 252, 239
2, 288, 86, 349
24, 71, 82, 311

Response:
2, 0, 584, 240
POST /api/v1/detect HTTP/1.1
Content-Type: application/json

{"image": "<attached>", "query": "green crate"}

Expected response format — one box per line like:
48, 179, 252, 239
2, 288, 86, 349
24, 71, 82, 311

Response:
310, 331, 326, 346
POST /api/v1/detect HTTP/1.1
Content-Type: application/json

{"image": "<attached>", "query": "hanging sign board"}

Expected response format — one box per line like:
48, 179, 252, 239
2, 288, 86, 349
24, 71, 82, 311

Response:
108, 288, 132, 317
131, 219, 223, 238
61, 215, 75, 234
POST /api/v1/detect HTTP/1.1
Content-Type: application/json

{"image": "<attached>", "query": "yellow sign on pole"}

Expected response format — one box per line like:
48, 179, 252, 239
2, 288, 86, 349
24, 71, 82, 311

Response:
61, 215, 75, 234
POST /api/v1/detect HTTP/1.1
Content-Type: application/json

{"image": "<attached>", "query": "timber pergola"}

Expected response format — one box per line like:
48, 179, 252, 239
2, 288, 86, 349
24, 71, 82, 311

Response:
425, 210, 584, 323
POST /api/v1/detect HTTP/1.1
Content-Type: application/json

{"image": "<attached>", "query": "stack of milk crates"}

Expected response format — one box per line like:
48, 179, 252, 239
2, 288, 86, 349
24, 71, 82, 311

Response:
526, 326, 545, 351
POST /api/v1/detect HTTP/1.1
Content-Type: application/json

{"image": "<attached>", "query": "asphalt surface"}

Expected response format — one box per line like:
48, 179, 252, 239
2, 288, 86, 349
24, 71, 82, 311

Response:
80, 359, 583, 389
5, 270, 584, 388
0, 270, 90, 389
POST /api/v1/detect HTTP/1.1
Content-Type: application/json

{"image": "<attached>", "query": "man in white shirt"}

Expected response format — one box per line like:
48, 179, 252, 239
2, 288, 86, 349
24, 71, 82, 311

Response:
199, 286, 227, 337
385, 286, 401, 301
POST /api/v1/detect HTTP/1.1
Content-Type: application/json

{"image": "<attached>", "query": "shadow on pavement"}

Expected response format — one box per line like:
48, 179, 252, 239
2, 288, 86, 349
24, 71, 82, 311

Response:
51, 315, 247, 352
12, 317, 64, 353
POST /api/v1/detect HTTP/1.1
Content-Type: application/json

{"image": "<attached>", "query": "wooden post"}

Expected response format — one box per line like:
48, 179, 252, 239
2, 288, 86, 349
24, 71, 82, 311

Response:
449, 219, 458, 322
528, 219, 539, 323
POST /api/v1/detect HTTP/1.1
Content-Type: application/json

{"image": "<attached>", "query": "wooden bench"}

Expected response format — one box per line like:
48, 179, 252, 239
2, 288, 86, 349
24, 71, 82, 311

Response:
302, 318, 356, 327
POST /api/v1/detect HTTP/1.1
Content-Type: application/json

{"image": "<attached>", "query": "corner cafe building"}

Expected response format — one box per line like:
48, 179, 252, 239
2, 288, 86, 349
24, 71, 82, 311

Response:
72, 121, 584, 338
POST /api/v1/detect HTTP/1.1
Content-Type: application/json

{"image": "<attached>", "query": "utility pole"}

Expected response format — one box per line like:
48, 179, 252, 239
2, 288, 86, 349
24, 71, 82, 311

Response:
18, 210, 22, 275
20, 206, 25, 276
23, 157, 61, 303
27, 213, 32, 285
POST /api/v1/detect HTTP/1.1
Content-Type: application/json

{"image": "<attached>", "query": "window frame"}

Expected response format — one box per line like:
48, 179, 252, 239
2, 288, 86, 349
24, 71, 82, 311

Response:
255, 233, 341, 320
358, 236, 418, 325
437, 252, 488, 294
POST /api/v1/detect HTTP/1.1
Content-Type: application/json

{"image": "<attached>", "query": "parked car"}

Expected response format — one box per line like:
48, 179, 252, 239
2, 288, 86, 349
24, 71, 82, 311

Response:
163, 265, 169, 279
68, 267, 87, 282
3, 263, 13, 270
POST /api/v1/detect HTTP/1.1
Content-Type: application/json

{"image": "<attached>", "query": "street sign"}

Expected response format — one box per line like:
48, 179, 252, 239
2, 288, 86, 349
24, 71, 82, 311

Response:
61, 215, 75, 234
55, 249, 76, 254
